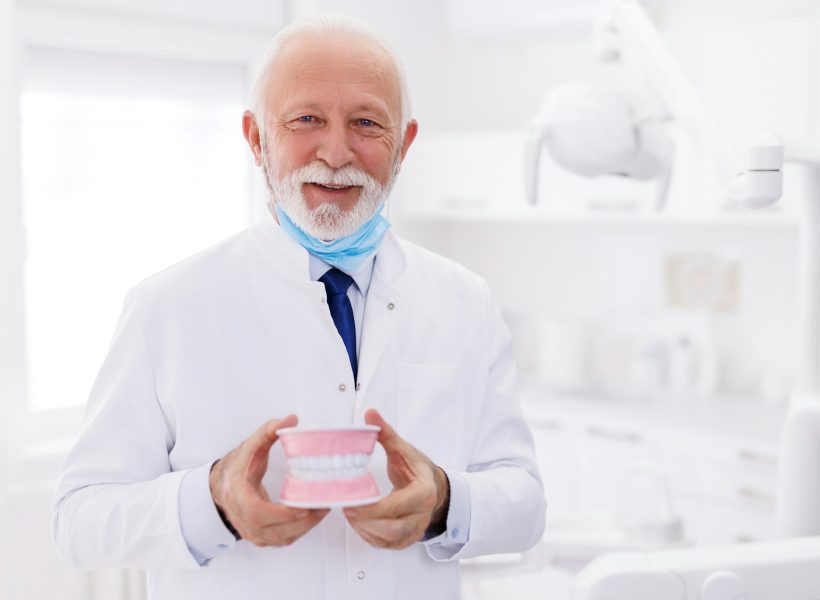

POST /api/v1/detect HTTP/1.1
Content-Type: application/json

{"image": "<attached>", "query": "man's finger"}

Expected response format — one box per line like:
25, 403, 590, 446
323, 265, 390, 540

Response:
364, 409, 403, 452
241, 414, 298, 477
240, 492, 311, 526
247, 414, 298, 456
344, 487, 421, 521
347, 515, 420, 549
263, 509, 330, 536
252, 508, 330, 547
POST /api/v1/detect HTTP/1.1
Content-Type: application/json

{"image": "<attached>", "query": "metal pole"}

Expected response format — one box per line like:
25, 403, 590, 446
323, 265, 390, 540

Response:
797, 164, 820, 394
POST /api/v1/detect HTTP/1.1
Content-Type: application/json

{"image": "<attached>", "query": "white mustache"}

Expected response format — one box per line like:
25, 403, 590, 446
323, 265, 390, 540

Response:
298, 162, 375, 188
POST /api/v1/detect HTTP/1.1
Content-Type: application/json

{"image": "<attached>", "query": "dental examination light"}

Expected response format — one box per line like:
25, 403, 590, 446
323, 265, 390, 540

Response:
525, 0, 784, 211
528, 1, 820, 598
525, 82, 674, 209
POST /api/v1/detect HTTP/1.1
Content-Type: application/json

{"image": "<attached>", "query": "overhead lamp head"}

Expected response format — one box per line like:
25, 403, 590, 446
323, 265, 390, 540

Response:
525, 82, 672, 206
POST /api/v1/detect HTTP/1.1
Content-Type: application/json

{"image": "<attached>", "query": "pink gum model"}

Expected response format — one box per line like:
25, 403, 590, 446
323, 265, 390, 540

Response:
278, 425, 381, 508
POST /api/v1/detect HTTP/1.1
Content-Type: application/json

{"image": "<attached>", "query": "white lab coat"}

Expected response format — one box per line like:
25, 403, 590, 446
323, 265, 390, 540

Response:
52, 216, 545, 600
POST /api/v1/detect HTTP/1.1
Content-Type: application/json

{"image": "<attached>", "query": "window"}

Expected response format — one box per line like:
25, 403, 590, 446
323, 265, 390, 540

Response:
21, 47, 252, 411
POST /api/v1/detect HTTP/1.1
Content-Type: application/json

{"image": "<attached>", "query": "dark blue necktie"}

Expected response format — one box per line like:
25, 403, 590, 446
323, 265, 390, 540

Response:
319, 268, 358, 382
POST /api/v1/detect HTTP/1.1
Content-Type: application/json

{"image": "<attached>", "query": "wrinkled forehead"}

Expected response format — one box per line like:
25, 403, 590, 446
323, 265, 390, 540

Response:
265, 33, 402, 121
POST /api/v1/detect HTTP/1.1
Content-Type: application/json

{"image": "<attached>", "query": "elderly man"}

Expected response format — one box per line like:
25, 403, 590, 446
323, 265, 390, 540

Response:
52, 13, 545, 600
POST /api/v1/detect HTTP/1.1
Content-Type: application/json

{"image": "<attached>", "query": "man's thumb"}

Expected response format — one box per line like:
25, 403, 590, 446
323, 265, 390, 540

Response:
364, 408, 401, 450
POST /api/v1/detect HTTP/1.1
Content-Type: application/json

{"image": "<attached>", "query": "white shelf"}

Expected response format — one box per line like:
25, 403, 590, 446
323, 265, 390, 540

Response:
397, 206, 801, 228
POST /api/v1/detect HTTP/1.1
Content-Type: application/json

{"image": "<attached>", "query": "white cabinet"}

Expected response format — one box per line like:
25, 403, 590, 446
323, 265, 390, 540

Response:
574, 417, 656, 514
524, 393, 784, 549
662, 427, 779, 545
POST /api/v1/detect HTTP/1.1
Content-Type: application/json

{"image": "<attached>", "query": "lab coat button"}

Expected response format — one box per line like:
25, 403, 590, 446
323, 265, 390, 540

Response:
356, 570, 365, 580
339, 383, 346, 392
387, 302, 395, 310
218, 544, 229, 550
452, 528, 460, 538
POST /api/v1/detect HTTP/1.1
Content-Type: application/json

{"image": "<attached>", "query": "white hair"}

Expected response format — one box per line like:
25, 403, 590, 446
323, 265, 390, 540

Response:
250, 13, 412, 136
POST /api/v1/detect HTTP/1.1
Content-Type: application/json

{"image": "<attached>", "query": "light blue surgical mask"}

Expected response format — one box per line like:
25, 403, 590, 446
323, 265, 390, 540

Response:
274, 202, 390, 273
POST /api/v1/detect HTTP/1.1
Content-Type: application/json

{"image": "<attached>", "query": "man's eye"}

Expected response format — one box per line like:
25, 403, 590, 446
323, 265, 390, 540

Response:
297, 115, 315, 123
358, 118, 375, 127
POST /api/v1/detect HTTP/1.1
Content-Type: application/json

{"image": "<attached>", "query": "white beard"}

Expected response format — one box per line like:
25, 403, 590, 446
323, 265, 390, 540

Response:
262, 146, 400, 241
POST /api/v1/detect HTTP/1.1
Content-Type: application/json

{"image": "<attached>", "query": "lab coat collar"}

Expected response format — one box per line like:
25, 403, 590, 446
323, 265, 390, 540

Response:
308, 253, 375, 297
251, 211, 407, 288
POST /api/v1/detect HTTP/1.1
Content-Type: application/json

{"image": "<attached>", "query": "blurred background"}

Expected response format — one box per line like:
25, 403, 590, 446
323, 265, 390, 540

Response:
1, 0, 818, 598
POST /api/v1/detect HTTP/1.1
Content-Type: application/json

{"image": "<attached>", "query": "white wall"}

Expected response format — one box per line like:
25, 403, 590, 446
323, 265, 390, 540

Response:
355, 0, 817, 401
1, 1, 284, 598
0, 0, 25, 595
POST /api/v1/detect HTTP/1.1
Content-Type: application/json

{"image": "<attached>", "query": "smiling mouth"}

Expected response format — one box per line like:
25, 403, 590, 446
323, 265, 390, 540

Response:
307, 182, 360, 193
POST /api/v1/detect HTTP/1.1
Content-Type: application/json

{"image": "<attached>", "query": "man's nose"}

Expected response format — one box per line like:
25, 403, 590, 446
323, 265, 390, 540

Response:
315, 124, 355, 169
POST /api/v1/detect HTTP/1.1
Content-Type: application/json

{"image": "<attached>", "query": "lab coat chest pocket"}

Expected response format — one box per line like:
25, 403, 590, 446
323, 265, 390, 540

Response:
396, 363, 463, 469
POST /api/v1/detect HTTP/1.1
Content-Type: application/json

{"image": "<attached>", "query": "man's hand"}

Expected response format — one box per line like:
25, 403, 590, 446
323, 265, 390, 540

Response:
209, 415, 329, 547
343, 409, 450, 549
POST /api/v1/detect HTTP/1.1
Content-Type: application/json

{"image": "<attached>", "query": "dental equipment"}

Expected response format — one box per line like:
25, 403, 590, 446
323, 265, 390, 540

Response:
524, 0, 783, 212
526, 0, 820, 597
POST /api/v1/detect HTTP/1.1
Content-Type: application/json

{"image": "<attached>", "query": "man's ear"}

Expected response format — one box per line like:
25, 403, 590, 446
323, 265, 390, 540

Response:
242, 111, 264, 166
398, 119, 418, 163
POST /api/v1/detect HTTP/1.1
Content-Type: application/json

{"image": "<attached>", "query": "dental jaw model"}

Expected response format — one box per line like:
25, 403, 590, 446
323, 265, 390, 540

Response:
278, 425, 381, 508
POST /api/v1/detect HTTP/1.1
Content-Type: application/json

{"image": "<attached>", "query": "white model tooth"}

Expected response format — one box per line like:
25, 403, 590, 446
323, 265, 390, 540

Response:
341, 454, 352, 468
333, 455, 345, 470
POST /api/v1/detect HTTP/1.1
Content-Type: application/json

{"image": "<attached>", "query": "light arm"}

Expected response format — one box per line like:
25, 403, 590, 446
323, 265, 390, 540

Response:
603, 0, 745, 180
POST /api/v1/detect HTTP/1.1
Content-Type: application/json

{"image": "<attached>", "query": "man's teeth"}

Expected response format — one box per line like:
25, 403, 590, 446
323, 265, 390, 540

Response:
316, 183, 349, 190
288, 453, 371, 481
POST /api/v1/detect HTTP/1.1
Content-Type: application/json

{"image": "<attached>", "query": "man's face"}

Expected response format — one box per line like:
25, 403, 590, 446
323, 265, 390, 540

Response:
247, 34, 417, 239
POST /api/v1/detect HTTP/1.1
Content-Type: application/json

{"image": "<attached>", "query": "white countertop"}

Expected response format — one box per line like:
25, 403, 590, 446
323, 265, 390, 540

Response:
519, 378, 788, 441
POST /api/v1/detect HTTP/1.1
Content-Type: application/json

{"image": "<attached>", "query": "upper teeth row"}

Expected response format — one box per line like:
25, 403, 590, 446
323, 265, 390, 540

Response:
288, 453, 370, 470
318, 183, 347, 189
